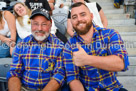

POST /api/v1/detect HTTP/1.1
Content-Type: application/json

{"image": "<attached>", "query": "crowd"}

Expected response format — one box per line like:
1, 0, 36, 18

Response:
0, 0, 129, 91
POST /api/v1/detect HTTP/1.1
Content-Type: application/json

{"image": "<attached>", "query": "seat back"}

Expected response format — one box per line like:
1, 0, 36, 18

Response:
0, 58, 12, 82
0, 58, 12, 91
52, 8, 68, 35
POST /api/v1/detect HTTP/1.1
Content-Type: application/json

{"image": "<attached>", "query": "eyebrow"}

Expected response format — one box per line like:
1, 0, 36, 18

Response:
72, 12, 86, 18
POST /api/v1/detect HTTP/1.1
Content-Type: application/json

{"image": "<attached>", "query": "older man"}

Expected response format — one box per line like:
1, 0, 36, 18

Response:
63, 2, 129, 91
7, 8, 65, 91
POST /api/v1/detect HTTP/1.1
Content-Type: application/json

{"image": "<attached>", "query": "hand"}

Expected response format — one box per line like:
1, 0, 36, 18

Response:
4, 38, 15, 47
73, 43, 88, 66
4, 38, 12, 46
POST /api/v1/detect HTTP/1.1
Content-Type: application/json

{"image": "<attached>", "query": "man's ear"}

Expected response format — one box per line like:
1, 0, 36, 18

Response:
90, 13, 93, 19
50, 20, 52, 27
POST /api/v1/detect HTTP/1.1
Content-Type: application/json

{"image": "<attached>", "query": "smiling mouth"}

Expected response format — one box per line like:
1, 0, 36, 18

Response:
34, 30, 45, 36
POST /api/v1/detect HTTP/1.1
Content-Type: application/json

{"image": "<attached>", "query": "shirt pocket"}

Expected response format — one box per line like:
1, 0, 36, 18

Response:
41, 56, 55, 73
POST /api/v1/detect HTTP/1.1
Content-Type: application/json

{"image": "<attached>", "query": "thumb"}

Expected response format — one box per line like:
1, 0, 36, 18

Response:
76, 43, 82, 51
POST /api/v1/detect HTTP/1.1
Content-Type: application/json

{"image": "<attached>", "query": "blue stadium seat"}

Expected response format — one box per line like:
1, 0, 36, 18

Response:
0, 58, 12, 91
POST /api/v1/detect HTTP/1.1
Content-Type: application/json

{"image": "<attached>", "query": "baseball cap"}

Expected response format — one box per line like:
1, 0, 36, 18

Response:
30, 8, 51, 20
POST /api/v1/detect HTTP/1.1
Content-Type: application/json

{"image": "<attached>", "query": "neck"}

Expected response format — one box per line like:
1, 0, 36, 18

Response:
38, 41, 43, 44
80, 26, 94, 44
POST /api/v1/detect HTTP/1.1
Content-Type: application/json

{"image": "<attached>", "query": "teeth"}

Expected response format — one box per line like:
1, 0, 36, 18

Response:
78, 23, 84, 26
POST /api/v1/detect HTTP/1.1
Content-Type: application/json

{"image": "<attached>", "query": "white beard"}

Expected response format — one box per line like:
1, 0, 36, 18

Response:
32, 30, 50, 42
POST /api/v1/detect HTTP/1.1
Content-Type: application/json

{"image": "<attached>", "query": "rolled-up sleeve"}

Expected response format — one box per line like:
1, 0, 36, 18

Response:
52, 52, 65, 86
108, 29, 129, 71
63, 42, 80, 84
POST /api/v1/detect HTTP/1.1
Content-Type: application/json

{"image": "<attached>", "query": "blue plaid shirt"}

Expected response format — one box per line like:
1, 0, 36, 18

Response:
7, 34, 65, 90
63, 25, 129, 91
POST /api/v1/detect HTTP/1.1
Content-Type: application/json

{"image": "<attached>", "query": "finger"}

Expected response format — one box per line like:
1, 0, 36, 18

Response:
76, 42, 82, 50
76, 43, 85, 51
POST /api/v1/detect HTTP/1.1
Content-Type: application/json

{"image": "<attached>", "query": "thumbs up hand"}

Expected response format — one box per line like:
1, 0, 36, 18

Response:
73, 43, 88, 66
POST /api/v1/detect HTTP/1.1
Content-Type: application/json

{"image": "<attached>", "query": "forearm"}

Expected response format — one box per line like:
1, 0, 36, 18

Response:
0, 34, 7, 42
10, 30, 16, 42
48, 0, 54, 3
5, 11, 16, 41
69, 80, 84, 91
102, 17, 108, 28
10, 46, 14, 56
99, 9, 108, 28
49, 3, 54, 10
8, 77, 21, 91
67, 20, 74, 37
67, 29, 74, 37
86, 55, 124, 71
42, 79, 60, 91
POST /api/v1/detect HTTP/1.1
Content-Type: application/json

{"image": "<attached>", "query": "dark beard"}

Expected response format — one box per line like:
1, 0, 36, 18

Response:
74, 20, 92, 35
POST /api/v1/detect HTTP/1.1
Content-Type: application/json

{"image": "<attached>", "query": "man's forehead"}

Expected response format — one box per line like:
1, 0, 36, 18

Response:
71, 5, 88, 15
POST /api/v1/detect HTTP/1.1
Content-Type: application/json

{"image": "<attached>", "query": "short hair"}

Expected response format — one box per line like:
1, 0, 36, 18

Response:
70, 2, 88, 9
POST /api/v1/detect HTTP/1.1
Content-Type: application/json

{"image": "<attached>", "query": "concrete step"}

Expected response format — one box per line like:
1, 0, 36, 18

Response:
119, 32, 136, 36
90, 0, 113, 3
102, 5, 124, 10
99, 2, 114, 7
128, 57, 136, 66
108, 26, 136, 32
106, 13, 130, 19
118, 57, 136, 76
126, 48, 136, 56
91, 2, 113, 6
104, 8, 124, 14
108, 19, 135, 26
117, 76, 136, 91
121, 35, 136, 41
120, 35, 136, 56
118, 66, 136, 76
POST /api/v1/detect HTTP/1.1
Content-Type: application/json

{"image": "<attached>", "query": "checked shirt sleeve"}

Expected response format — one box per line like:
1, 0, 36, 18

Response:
52, 51, 65, 86
108, 29, 129, 71
63, 42, 80, 84
7, 42, 24, 80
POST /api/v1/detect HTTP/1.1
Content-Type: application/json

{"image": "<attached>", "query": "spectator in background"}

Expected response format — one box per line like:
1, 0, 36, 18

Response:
67, 0, 108, 37
114, 0, 124, 8
13, 2, 32, 42
54, 0, 71, 10
25, 0, 52, 15
13, 2, 60, 42
63, 2, 129, 91
47, 0, 55, 10
7, 8, 65, 91
0, 10, 16, 57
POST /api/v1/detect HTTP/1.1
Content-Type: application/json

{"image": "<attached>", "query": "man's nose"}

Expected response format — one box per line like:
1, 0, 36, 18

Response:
38, 24, 42, 30
77, 16, 82, 21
